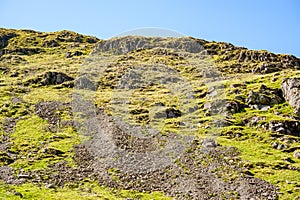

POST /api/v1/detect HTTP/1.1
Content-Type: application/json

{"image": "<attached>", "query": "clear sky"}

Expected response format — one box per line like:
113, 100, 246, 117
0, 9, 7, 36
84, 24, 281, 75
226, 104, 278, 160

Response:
1, 0, 299, 57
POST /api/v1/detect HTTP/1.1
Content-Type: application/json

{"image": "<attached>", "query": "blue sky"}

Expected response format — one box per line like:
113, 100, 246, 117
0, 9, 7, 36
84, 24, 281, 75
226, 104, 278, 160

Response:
1, 0, 299, 57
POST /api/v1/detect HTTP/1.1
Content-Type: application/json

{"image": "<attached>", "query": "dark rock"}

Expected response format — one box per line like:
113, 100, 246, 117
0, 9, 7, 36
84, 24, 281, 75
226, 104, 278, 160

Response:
264, 120, 300, 137
86, 36, 99, 43
224, 100, 244, 114
281, 78, 300, 116
10, 71, 19, 77
43, 39, 59, 48
41, 71, 74, 85
14, 192, 23, 198
56, 30, 84, 43
203, 99, 226, 115
0, 152, 15, 164
65, 51, 84, 58
0, 32, 17, 49
230, 83, 246, 88
284, 157, 295, 163
41, 147, 64, 156
154, 107, 181, 118
247, 91, 270, 105
0, 166, 24, 185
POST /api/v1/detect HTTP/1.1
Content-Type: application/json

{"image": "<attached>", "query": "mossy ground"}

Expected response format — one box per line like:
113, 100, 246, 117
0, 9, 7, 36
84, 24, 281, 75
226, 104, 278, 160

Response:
0, 181, 170, 200
0, 28, 300, 199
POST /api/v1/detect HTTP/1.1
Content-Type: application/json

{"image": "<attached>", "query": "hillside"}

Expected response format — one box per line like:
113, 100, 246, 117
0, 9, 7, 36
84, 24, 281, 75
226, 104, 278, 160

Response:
0, 28, 300, 199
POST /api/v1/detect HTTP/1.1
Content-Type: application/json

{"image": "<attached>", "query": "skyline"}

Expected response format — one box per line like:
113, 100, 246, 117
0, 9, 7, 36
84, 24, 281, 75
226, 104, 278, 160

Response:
1, 0, 299, 57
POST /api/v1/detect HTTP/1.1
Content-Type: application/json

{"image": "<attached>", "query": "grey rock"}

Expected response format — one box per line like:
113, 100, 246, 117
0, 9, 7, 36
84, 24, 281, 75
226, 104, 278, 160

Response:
260, 105, 271, 111
281, 78, 300, 116
92, 36, 205, 55
272, 142, 278, 149
204, 99, 244, 115
45, 183, 56, 189
201, 138, 217, 148
277, 144, 287, 150
266, 120, 300, 137
293, 151, 300, 159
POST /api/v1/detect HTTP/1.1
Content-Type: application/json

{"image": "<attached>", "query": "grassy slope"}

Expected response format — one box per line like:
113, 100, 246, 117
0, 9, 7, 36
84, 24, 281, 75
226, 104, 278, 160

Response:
0, 28, 299, 199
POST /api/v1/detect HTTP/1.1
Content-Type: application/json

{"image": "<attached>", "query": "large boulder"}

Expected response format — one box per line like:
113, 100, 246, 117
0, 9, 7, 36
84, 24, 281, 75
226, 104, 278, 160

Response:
281, 78, 300, 116
41, 71, 74, 86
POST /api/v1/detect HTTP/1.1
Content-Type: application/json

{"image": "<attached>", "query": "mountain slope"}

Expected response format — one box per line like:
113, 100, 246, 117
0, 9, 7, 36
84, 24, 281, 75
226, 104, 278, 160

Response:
0, 28, 300, 199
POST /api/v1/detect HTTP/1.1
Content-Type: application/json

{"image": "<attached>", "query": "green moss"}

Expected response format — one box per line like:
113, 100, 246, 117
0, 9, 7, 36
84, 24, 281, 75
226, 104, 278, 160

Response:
0, 181, 171, 200
8, 115, 82, 170
23, 87, 72, 104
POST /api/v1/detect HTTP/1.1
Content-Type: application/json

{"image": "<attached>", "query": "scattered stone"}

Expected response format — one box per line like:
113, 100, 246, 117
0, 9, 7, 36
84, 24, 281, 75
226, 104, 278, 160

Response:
293, 151, 300, 159
0, 166, 25, 185
264, 120, 300, 137
34, 101, 71, 130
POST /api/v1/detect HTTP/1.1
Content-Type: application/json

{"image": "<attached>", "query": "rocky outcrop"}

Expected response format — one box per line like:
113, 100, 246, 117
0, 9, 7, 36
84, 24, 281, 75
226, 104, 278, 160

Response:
263, 120, 300, 137
281, 78, 300, 116
92, 36, 206, 55
41, 71, 74, 86
246, 85, 283, 110
252, 62, 282, 74
42, 39, 60, 48
0, 31, 17, 49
